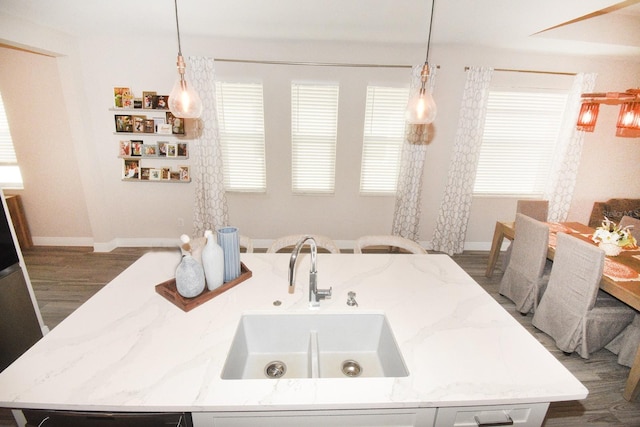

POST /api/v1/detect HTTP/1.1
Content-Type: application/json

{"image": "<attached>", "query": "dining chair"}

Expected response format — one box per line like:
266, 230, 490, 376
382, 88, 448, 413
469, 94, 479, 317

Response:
606, 314, 640, 368
239, 235, 254, 253
619, 215, 640, 242
531, 232, 635, 358
516, 199, 549, 222
353, 235, 426, 254
499, 214, 550, 314
267, 234, 340, 254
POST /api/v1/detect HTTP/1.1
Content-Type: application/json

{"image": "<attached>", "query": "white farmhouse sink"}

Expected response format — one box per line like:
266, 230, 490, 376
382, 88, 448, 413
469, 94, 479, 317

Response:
221, 313, 408, 379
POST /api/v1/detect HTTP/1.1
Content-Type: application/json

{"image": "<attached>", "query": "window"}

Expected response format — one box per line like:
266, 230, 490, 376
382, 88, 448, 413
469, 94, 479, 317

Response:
473, 90, 568, 196
291, 83, 339, 194
360, 86, 409, 194
215, 82, 266, 192
0, 93, 23, 189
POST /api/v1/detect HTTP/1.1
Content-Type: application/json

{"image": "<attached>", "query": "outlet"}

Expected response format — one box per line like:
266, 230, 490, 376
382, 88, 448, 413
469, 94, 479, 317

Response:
177, 217, 184, 227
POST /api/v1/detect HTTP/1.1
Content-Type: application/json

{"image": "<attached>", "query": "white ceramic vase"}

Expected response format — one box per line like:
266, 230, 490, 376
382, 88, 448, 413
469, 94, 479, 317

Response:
202, 230, 225, 290
599, 242, 622, 257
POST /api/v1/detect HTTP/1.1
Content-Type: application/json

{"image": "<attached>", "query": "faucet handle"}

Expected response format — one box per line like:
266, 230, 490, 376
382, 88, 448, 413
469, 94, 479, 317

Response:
347, 291, 358, 307
317, 286, 332, 300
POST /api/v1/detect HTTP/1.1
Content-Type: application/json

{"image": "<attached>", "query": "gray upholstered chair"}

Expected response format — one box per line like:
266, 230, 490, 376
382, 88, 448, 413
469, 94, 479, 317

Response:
516, 199, 548, 222
354, 235, 426, 254
499, 214, 549, 314
267, 234, 340, 254
606, 314, 640, 368
619, 215, 640, 242
532, 232, 635, 358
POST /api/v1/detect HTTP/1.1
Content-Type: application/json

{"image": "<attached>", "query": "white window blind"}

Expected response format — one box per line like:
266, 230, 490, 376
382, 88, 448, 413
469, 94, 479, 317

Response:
291, 83, 339, 194
360, 86, 409, 194
473, 90, 568, 196
215, 82, 266, 192
0, 93, 23, 189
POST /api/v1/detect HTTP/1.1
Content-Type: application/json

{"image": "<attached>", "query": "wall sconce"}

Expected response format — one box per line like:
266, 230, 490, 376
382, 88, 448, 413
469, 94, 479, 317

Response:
577, 89, 639, 137
576, 102, 599, 132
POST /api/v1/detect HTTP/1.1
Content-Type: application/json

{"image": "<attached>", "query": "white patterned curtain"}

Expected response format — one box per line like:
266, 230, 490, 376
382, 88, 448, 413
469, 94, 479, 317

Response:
391, 65, 437, 241
186, 57, 228, 237
431, 67, 493, 255
543, 72, 597, 222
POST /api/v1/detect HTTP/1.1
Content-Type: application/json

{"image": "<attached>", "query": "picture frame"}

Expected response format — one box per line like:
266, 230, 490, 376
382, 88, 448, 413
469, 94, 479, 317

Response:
153, 95, 169, 110
149, 169, 162, 181
177, 142, 188, 158
114, 87, 130, 108
161, 167, 171, 180
140, 167, 151, 180
169, 171, 181, 181
123, 159, 139, 179
119, 140, 131, 157
153, 117, 165, 133
143, 143, 157, 157
157, 123, 172, 135
131, 140, 143, 156
133, 115, 146, 133
142, 91, 156, 109
143, 119, 155, 133
166, 111, 185, 135
157, 141, 168, 157
166, 143, 178, 158
114, 115, 133, 132
133, 98, 143, 109
179, 165, 190, 182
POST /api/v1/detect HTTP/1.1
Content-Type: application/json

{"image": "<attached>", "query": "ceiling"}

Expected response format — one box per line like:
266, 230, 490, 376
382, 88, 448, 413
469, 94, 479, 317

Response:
1, 0, 639, 58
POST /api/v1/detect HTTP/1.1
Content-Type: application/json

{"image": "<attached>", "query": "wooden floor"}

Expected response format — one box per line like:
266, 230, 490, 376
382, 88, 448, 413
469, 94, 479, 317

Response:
1, 247, 639, 426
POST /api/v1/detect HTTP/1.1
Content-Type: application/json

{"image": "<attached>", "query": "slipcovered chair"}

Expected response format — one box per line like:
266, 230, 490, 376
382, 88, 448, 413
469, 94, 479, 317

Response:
619, 215, 640, 242
499, 214, 550, 314
267, 234, 340, 254
516, 199, 548, 222
354, 235, 426, 254
606, 314, 640, 368
532, 232, 635, 358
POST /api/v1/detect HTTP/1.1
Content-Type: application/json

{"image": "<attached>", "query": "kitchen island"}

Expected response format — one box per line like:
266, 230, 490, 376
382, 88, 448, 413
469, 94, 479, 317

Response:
0, 252, 587, 426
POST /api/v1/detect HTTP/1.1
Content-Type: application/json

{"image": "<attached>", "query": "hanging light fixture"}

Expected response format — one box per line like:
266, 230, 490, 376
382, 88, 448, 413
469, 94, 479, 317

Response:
168, 0, 203, 119
576, 89, 640, 137
616, 101, 640, 137
405, 0, 437, 124
576, 102, 599, 132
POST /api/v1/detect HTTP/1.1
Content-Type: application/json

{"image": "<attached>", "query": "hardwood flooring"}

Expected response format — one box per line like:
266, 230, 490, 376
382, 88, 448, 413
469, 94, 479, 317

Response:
1, 247, 639, 426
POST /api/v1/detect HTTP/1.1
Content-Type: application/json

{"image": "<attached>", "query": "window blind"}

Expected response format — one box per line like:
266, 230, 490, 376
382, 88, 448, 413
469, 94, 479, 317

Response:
473, 90, 568, 196
291, 83, 339, 194
0, 93, 23, 188
215, 82, 266, 192
360, 86, 409, 194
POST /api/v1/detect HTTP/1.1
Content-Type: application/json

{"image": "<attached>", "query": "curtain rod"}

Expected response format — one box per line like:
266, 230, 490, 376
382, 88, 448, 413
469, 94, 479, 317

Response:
214, 58, 413, 69
464, 66, 576, 76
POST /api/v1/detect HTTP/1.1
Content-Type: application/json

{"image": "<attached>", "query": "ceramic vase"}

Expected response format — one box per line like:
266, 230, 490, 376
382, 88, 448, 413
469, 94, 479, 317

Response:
175, 254, 205, 298
217, 226, 241, 282
201, 229, 225, 290
599, 242, 622, 257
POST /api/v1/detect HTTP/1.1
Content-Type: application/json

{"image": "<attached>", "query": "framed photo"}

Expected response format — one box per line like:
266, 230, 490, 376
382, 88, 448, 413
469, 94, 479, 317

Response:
166, 142, 178, 158
179, 165, 190, 182
131, 140, 143, 156
157, 123, 172, 134
157, 141, 168, 157
119, 140, 131, 157
153, 117, 165, 133
140, 167, 151, 180
169, 171, 181, 181
161, 167, 171, 180
149, 169, 162, 181
114, 87, 130, 108
143, 143, 157, 157
114, 115, 133, 132
143, 119, 155, 133
142, 91, 156, 109
133, 98, 143, 109
177, 142, 188, 158
123, 159, 139, 179
133, 115, 146, 133
153, 95, 169, 110
166, 111, 185, 135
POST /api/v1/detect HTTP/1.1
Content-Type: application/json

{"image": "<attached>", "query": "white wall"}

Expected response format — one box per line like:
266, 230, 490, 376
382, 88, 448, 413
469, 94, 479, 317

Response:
1, 16, 639, 251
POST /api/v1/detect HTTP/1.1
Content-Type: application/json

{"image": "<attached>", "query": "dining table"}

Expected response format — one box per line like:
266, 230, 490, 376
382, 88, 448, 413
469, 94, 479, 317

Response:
485, 220, 640, 401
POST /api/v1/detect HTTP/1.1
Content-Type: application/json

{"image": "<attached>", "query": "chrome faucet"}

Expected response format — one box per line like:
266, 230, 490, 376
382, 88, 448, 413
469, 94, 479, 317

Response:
289, 236, 332, 308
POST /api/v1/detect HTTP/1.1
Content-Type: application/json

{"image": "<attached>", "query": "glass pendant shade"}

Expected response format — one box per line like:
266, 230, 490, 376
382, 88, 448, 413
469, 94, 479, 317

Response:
406, 87, 437, 124
576, 102, 599, 132
169, 56, 203, 119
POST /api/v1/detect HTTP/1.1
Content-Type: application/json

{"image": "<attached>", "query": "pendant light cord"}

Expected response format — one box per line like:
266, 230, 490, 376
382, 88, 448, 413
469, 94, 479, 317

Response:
174, 0, 182, 56
424, 0, 436, 63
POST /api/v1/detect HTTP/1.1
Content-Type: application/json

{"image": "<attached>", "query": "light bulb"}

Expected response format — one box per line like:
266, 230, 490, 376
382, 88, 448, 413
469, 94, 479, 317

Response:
169, 77, 203, 119
405, 88, 437, 124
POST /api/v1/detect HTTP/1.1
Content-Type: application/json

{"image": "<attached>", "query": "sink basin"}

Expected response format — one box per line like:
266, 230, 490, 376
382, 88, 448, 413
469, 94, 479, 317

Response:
221, 313, 408, 379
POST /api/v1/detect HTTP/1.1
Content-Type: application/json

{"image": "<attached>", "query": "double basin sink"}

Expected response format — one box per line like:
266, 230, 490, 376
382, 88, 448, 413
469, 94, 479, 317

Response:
221, 313, 408, 379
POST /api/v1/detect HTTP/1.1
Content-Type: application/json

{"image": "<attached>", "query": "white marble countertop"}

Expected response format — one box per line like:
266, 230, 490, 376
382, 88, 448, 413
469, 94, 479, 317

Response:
0, 252, 587, 412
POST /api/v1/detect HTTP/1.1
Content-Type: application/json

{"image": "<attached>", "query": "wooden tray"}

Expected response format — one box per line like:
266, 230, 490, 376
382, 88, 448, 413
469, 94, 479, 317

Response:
155, 263, 252, 312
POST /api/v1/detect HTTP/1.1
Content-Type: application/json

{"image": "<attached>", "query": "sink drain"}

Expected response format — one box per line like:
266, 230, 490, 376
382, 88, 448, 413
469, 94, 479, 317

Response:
264, 361, 287, 378
341, 360, 362, 377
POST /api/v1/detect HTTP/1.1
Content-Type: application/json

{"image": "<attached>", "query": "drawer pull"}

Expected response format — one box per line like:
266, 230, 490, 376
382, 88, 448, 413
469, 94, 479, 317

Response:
474, 412, 514, 426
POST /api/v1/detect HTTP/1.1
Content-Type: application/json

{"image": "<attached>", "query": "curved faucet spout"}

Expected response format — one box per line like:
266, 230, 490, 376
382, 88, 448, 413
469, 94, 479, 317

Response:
288, 236, 331, 308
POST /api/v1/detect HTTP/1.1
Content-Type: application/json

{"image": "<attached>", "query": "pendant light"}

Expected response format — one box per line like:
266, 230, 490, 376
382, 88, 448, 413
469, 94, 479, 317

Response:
405, 0, 437, 124
168, 0, 203, 119
576, 102, 599, 132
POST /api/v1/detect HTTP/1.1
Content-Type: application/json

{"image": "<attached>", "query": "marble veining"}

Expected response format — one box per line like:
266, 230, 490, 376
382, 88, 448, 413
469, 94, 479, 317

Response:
0, 252, 587, 412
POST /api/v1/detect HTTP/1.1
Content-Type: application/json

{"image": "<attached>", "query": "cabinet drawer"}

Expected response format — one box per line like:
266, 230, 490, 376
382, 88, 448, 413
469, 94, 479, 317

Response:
434, 403, 549, 427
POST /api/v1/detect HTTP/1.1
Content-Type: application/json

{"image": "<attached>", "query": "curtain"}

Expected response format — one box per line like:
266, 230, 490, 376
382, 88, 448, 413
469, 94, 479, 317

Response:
391, 65, 437, 241
544, 72, 597, 222
431, 66, 493, 255
187, 57, 228, 237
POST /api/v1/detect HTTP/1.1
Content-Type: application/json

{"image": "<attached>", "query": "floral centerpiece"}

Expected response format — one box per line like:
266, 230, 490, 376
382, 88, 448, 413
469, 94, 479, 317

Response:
591, 217, 637, 256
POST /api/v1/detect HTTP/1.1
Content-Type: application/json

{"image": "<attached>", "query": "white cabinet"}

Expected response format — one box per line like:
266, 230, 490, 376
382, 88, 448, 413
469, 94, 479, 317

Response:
192, 408, 436, 427
434, 402, 549, 426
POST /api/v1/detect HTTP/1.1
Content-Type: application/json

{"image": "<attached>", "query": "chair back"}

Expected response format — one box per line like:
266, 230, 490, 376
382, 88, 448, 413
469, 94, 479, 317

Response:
545, 232, 604, 313
619, 215, 640, 242
516, 199, 548, 222
239, 235, 253, 253
354, 235, 426, 254
509, 213, 548, 277
267, 234, 340, 254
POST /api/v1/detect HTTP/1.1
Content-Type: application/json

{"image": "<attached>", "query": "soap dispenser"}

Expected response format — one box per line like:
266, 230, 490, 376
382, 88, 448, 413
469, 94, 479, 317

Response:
201, 229, 225, 290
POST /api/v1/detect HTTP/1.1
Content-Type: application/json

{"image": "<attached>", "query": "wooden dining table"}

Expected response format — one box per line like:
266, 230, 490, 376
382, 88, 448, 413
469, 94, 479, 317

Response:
485, 220, 640, 401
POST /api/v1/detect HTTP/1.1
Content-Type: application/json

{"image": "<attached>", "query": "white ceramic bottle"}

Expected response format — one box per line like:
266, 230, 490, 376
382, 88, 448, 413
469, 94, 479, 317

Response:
201, 229, 225, 290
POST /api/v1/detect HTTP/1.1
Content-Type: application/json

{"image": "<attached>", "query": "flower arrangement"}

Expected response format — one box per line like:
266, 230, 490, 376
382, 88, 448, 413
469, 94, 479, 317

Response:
591, 217, 637, 249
